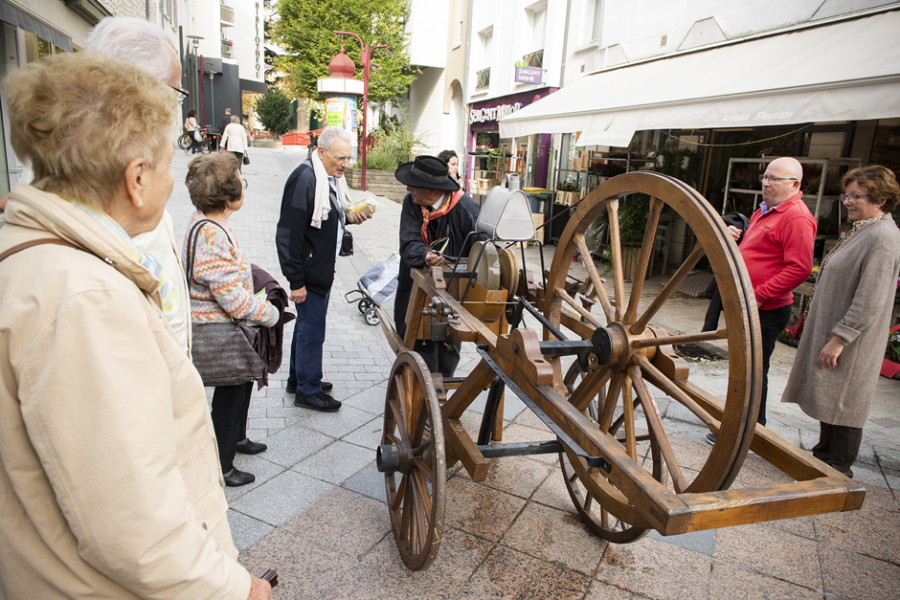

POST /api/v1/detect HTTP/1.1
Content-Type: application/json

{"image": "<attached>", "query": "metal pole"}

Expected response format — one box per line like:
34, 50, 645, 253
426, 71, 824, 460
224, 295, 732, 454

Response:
362, 43, 368, 192
199, 55, 206, 126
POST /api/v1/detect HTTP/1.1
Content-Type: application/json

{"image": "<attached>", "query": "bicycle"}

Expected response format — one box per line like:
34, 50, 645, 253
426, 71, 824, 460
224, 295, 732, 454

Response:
178, 128, 214, 154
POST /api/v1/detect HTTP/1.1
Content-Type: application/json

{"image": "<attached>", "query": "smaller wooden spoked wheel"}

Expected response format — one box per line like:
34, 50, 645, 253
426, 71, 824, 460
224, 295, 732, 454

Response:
559, 362, 666, 542
382, 351, 447, 570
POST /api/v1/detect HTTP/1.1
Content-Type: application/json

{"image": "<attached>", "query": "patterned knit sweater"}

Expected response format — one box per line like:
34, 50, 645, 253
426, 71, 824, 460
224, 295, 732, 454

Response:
181, 212, 279, 326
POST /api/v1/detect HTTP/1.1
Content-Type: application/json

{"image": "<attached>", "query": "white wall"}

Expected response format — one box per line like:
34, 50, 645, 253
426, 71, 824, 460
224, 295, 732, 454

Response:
466, 0, 568, 104
230, 0, 265, 83
408, 66, 445, 154
407, 0, 449, 68
562, 0, 886, 86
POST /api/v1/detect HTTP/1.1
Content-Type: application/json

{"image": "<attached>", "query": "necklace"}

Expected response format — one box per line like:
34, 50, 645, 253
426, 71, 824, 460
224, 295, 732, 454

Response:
805, 214, 885, 318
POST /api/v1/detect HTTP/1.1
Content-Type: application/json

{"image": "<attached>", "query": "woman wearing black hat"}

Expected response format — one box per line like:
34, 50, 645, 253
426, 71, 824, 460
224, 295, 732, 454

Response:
393, 155, 486, 376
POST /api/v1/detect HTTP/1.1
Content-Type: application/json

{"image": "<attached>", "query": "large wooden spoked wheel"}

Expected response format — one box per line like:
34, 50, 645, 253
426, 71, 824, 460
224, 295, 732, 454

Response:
544, 172, 762, 541
382, 351, 447, 570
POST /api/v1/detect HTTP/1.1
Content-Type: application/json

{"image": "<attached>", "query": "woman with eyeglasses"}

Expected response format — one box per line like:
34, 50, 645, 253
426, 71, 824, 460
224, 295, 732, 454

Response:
182, 153, 279, 487
781, 165, 900, 478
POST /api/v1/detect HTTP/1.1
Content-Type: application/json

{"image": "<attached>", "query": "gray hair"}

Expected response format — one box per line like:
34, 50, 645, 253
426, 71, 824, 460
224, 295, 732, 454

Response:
318, 126, 353, 150
85, 16, 177, 83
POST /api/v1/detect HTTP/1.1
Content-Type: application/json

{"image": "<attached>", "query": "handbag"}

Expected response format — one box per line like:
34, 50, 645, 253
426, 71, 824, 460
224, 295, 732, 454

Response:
242, 151, 250, 165
788, 312, 805, 341
186, 219, 265, 386
193, 130, 203, 142
339, 228, 353, 257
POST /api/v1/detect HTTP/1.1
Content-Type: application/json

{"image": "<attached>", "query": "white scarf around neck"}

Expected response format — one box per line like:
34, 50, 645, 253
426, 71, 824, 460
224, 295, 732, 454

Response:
310, 149, 351, 229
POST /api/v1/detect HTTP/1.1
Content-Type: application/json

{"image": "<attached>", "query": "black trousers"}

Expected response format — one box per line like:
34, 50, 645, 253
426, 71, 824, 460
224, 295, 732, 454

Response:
757, 304, 792, 426
211, 381, 253, 473
813, 421, 863, 478
231, 151, 243, 172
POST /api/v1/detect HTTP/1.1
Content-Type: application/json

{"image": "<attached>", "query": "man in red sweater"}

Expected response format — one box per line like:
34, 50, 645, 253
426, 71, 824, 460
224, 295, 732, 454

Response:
708, 157, 816, 443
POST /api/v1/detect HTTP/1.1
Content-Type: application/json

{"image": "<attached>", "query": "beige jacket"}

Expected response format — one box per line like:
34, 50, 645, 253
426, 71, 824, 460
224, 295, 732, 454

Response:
0, 184, 250, 600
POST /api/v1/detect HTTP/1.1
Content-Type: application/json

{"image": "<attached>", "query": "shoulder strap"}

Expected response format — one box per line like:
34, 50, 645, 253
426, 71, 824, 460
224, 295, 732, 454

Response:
0, 238, 82, 263
185, 218, 231, 284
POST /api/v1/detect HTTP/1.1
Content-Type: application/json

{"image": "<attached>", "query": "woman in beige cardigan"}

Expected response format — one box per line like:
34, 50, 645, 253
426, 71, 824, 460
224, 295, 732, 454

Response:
782, 165, 900, 477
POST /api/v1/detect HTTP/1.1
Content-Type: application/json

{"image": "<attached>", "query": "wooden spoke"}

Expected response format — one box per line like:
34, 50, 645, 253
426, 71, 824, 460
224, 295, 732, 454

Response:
410, 400, 429, 446
557, 288, 604, 329
399, 481, 412, 542
605, 199, 626, 320
388, 399, 410, 443
569, 366, 612, 413
621, 372, 637, 459
628, 365, 688, 493
630, 329, 728, 348
392, 474, 407, 511
598, 372, 623, 433
413, 458, 435, 483
574, 233, 615, 323
623, 197, 663, 324
635, 355, 719, 430
584, 491, 594, 512
413, 436, 433, 457
629, 243, 705, 335
413, 470, 433, 518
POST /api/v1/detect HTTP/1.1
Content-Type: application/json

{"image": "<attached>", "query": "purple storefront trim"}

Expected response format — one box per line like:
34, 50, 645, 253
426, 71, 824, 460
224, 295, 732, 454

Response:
466, 88, 557, 189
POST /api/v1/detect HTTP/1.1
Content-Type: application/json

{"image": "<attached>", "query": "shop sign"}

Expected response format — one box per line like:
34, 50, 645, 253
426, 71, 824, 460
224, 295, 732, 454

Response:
515, 66, 544, 84
470, 103, 523, 125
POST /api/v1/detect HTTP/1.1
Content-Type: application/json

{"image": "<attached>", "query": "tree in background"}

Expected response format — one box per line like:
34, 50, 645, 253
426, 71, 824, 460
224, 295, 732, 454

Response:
272, 0, 417, 103
255, 87, 292, 135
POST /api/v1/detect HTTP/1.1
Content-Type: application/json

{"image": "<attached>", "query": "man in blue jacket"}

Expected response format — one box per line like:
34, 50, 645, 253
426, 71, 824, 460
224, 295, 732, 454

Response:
276, 127, 368, 411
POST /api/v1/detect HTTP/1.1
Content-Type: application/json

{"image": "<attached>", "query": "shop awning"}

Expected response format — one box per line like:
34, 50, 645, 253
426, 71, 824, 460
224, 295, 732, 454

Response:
499, 10, 900, 146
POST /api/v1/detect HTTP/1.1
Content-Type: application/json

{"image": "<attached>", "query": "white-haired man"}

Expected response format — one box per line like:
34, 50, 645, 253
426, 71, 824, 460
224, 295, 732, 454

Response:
277, 127, 370, 412
86, 16, 191, 355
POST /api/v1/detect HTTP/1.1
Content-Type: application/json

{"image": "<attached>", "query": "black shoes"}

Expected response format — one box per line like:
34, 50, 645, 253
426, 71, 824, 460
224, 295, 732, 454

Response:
235, 440, 267, 455
286, 379, 332, 394
223, 468, 255, 487
294, 390, 342, 412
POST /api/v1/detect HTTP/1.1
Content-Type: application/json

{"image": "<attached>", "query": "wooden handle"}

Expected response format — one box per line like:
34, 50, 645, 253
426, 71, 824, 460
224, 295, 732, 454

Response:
261, 569, 278, 588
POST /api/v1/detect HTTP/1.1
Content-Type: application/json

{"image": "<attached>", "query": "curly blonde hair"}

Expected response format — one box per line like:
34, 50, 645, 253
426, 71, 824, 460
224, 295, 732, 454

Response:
4, 52, 174, 210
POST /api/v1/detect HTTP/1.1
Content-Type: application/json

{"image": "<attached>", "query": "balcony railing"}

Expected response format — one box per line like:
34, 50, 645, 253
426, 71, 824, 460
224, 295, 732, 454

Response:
221, 41, 233, 58
476, 68, 490, 90
221, 5, 235, 23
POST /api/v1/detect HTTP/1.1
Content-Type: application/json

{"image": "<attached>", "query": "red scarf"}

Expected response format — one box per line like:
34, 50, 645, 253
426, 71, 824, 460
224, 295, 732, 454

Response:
421, 190, 465, 246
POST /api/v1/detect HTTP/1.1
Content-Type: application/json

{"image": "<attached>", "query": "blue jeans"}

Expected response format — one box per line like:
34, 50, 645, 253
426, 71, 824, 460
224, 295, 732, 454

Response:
289, 289, 330, 396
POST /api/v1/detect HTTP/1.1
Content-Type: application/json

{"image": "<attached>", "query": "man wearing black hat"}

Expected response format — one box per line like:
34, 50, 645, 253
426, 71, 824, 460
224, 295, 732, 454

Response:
394, 155, 486, 376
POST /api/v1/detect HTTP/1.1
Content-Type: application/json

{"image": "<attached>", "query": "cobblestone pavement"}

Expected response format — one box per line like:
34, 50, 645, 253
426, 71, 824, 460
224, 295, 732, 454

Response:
168, 146, 900, 600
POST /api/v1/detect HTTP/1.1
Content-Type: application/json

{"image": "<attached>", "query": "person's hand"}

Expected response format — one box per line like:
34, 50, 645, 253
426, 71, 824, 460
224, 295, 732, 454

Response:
424, 251, 445, 267
290, 286, 307, 304
0, 192, 9, 211
247, 576, 272, 600
348, 210, 372, 225
726, 225, 741, 242
818, 335, 845, 369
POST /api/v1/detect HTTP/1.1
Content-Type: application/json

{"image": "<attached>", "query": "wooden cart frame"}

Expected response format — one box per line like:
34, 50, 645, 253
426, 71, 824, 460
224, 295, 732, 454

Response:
374, 172, 865, 570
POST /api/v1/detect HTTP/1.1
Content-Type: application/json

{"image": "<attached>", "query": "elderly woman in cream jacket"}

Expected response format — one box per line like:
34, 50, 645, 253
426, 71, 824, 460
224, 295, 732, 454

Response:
220, 115, 250, 172
0, 54, 270, 599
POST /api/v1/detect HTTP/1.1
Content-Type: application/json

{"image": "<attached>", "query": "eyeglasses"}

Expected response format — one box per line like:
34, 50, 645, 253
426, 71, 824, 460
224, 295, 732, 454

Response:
324, 148, 352, 163
840, 192, 868, 202
242, 179, 248, 189
759, 174, 798, 183
168, 84, 190, 105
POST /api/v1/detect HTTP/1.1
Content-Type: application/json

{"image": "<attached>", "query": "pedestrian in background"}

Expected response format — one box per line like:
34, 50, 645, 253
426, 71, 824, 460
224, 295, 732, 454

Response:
437, 149, 460, 183
221, 115, 250, 172
707, 156, 816, 443
782, 165, 900, 477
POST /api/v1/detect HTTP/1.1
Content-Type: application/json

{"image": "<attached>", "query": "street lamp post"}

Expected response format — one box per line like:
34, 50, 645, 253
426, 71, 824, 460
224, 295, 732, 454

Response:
333, 31, 386, 192
200, 59, 214, 128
